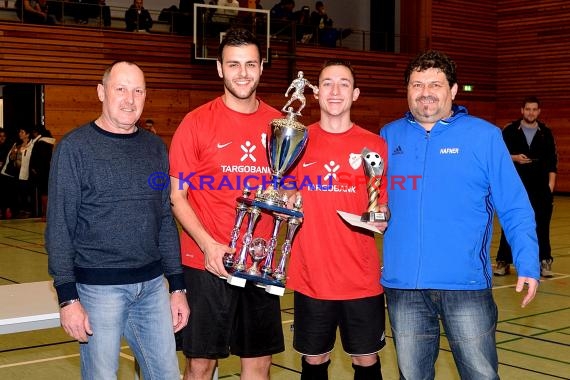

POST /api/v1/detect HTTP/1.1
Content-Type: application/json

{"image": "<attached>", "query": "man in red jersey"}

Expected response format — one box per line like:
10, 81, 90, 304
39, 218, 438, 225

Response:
287, 60, 389, 380
169, 29, 284, 380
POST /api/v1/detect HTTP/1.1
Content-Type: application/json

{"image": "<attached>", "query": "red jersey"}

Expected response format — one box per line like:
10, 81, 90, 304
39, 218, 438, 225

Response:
287, 123, 388, 300
169, 97, 281, 269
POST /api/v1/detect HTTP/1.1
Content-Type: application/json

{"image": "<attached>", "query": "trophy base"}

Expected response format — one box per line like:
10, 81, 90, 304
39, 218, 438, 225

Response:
265, 284, 285, 296
361, 211, 386, 222
226, 273, 247, 287
227, 271, 286, 296
237, 196, 303, 218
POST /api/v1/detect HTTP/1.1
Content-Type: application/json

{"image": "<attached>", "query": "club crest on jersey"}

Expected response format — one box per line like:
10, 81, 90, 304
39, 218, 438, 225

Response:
348, 152, 362, 170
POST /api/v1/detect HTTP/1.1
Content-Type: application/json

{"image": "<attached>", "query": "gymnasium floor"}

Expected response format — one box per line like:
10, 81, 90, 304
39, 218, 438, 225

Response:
0, 196, 569, 379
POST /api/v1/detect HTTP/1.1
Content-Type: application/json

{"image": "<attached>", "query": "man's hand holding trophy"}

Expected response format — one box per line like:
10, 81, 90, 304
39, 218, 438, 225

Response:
221, 71, 317, 296
336, 147, 390, 234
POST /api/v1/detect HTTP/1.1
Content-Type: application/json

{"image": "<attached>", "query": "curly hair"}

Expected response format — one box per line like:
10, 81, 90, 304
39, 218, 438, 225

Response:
404, 50, 457, 87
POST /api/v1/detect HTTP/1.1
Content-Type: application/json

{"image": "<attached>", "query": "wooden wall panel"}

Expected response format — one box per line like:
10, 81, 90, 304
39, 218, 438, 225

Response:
431, 0, 498, 106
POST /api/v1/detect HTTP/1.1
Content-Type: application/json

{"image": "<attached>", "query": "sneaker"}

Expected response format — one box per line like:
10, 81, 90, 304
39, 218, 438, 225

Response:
541, 259, 554, 277
493, 261, 510, 276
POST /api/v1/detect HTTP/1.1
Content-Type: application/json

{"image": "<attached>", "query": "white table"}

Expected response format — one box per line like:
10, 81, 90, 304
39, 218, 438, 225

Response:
0, 281, 60, 334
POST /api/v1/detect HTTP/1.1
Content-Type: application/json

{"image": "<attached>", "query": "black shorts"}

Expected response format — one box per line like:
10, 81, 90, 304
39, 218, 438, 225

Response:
293, 291, 386, 356
182, 267, 284, 359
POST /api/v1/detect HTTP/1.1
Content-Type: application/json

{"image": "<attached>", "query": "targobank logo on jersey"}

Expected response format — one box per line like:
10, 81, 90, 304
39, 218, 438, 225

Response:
240, 140, 257, 162
220, 135, 270, 174
304, 153, 364, 193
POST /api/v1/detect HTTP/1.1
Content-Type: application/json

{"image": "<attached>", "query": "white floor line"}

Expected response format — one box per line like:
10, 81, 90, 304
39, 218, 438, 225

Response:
0, 353, 79, 368
0, 345, 132, 368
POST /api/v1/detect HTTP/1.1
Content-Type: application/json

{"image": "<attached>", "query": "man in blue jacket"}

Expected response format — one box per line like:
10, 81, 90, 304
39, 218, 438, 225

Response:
380, 50, 539, 379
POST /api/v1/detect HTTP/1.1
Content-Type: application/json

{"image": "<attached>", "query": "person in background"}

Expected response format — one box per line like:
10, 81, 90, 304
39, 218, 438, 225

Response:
494, 96, 558, 278
15, 0, 57, 25
293, 5, 313, 43
143, 118, 158, 134
211, 0, 239, 23
270, 0, 295, 20
174, 0, 204, 35
380, 50, 540, 379
287, 59, 388, 380
125, 0, 153, 32
169, 28, 284, 380
46, 60, 189, 379
0, 128, 30, 220
94, 0, 112, 28
310, 1, 334, 46
0, 130, 11, 172
0, 130, 12, 219
270, 0, 295, 35
1, 127, 35, 218
72, 0, 110, 26
309, 1, 351, 47
309, 1, 331, 30
28, 126, 56, 220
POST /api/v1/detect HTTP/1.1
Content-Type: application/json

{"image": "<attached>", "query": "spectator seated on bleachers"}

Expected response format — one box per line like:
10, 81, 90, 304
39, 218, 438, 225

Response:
211, 0, 238, 23
158, 4, 178, 27
15, 0, 57, 25
72, 0, 110, 26
270, 0, 295, 36
310, 1, 351, 47
293, 5, 313, 43
125, 0, 153, 32
171, 0, 204, 36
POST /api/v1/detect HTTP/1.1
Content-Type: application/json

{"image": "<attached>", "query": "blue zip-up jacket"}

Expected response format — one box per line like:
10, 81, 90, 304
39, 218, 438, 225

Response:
380, 105, 540, 290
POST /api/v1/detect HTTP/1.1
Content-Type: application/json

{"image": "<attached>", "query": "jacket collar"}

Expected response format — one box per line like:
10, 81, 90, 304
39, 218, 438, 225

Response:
405, 104, 468, 132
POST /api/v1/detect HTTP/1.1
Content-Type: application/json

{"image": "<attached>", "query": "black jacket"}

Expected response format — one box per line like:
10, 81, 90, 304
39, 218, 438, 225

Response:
502, 119, 557, 196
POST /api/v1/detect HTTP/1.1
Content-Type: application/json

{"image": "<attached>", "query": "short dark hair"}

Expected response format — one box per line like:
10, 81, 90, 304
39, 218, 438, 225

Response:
318, 59, 357, 88
522, 96, 540, 108
102, 60, 144, 85
217, 28, 261, 63
405, 50, 457, 88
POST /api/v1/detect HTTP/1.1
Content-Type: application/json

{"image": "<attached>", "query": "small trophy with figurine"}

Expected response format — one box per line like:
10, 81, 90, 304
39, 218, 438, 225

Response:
222, 71, 317, 296
360, 147, 386, 222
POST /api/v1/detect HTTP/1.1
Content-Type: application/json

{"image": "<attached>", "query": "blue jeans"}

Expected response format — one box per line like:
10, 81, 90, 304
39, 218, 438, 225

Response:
384, 288, 499, 380
77, 276, 180, 380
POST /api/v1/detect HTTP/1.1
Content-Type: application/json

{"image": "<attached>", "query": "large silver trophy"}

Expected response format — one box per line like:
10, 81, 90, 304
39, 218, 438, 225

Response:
222, 71, 316, 296
360, 147, 387, 222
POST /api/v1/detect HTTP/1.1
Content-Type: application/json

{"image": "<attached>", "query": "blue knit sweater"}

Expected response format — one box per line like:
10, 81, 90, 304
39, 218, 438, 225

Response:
46, 122, 184, 303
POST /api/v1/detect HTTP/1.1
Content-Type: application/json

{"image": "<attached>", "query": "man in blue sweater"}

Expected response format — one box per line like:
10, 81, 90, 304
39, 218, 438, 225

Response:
46, 61, 189, 379
380, 50, 539, 379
